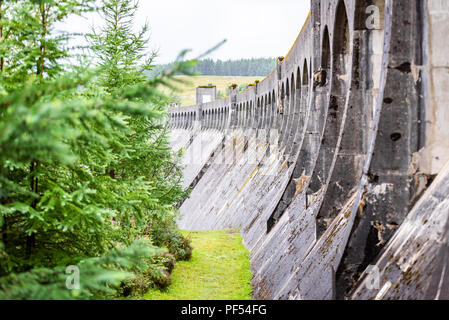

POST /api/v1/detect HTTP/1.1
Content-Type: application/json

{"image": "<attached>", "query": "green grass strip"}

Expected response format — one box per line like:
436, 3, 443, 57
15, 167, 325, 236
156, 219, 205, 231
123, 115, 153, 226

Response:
145, 229, 253, 300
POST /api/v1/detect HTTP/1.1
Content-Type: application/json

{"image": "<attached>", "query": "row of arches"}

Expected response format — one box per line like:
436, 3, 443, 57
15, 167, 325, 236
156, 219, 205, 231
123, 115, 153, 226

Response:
169, 60, 313, 134
201, 107, 231, 130
267, 0, 363, 237
169, 111, 197, 130
171, 0, 368, 250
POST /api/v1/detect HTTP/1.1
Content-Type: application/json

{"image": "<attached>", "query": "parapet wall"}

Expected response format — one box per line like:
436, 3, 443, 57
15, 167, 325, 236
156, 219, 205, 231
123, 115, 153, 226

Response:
168, 0, 449, 300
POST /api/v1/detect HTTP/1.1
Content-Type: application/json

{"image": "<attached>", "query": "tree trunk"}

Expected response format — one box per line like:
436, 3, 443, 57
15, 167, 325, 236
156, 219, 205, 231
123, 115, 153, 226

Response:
0, 1, 4, 72
26, 160, 39, 258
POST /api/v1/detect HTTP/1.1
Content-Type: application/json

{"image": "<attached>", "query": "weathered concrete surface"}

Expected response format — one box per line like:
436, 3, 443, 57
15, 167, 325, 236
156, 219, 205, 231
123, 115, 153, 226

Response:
351, 159, 449, 300
178, 130, 224, 189
419, 0, 449, 175
168, 0, 449, 300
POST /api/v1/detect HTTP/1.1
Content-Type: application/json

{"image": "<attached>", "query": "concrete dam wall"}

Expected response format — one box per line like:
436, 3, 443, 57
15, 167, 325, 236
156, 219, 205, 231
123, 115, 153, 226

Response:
167, 0, 449, 300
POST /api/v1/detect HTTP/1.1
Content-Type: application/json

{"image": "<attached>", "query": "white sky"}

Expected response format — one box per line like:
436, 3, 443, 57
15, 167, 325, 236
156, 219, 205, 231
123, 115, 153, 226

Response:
61, 0, 310, 64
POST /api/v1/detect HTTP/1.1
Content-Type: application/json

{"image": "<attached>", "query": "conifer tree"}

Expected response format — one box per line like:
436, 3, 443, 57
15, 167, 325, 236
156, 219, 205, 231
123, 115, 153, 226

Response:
87, 0, 189, 237
0, 0, 191, 299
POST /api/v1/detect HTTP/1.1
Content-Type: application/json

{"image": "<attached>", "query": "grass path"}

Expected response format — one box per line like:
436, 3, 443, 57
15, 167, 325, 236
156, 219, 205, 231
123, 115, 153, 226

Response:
144, 229, 253, 300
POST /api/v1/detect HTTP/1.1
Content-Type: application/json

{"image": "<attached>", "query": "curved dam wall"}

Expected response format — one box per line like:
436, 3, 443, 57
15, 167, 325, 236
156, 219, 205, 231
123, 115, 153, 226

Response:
167, 0, 449, 300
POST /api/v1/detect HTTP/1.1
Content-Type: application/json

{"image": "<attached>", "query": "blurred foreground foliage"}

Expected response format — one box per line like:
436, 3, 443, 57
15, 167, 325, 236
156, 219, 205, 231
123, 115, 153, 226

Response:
0, 0, 193, 299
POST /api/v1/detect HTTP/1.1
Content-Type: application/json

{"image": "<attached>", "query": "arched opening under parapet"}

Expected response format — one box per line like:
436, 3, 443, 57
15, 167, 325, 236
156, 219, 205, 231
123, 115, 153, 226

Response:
285, 72, 299, 157
202, 111, 206, 129
239, 103, 246, 129
260, 94, 265, 130
292, 55, 324, 175
190, 112, 193, 129
317, 26, 331, 88
243, 102, 247, 129
265, 94, 270, 130
270, 90, 276, 130
225, 107, 228, 129
297, 66, 306, 128
285, 77, 292, 144
264, 92, 272, 156
242, 103, 246, 129
267, 60, 311, 233
267, 37, 334, 232
310, 0, 352, 238
236, 104, 240, 127
303, 59, 309, 86
215, 109, 219, 130
256, 98, 261, 132
266, 93, 271, 124
209, 110, 212, 129
214, 109, 218, 129
284, 77, 290, 137
277, 82, 286, 148
224, 106, 228, 130
241, 103, 245, 128
240, 102, 247, 153
238, 102, 242, 128
215, 109, 218, 130
264, 92, 269, 129
322, 26, 331, 71
290, 73, 297, 130
249, 101, 253, 129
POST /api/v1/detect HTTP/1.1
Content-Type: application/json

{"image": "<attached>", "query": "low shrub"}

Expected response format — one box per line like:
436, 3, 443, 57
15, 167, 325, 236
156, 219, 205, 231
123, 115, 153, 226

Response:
150, 227, 192, 261
155, 253, 176, 274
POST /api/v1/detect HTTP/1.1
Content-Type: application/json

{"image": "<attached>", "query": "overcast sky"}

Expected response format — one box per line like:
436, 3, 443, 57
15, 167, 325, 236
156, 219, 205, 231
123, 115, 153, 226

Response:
61, 0, 310, 64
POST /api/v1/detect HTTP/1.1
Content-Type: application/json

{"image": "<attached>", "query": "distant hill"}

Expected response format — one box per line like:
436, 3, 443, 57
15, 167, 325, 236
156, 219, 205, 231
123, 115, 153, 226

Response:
149, 58, 275, 77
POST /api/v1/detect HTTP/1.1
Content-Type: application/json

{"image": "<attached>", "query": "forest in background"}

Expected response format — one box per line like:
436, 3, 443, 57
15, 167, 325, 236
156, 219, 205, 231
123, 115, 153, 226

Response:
150, 57, 276, 77
0, 0, 195, 299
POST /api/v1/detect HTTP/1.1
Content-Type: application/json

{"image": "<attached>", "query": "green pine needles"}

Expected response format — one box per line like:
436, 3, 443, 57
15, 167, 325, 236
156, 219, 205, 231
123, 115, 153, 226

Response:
0, 0, 192, 299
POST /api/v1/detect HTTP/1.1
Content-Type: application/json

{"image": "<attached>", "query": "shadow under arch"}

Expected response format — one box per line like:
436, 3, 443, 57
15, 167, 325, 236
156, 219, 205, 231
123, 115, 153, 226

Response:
295, 32, 332, 185
266, 57, 317, 233
280, 77, 294, 155
262, 93, 269, 130
284, 72, 300, 159
307, 0, 353, 238
277, 82, 286, 148
264, 92, 273, 156
267, 90, 277, 156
